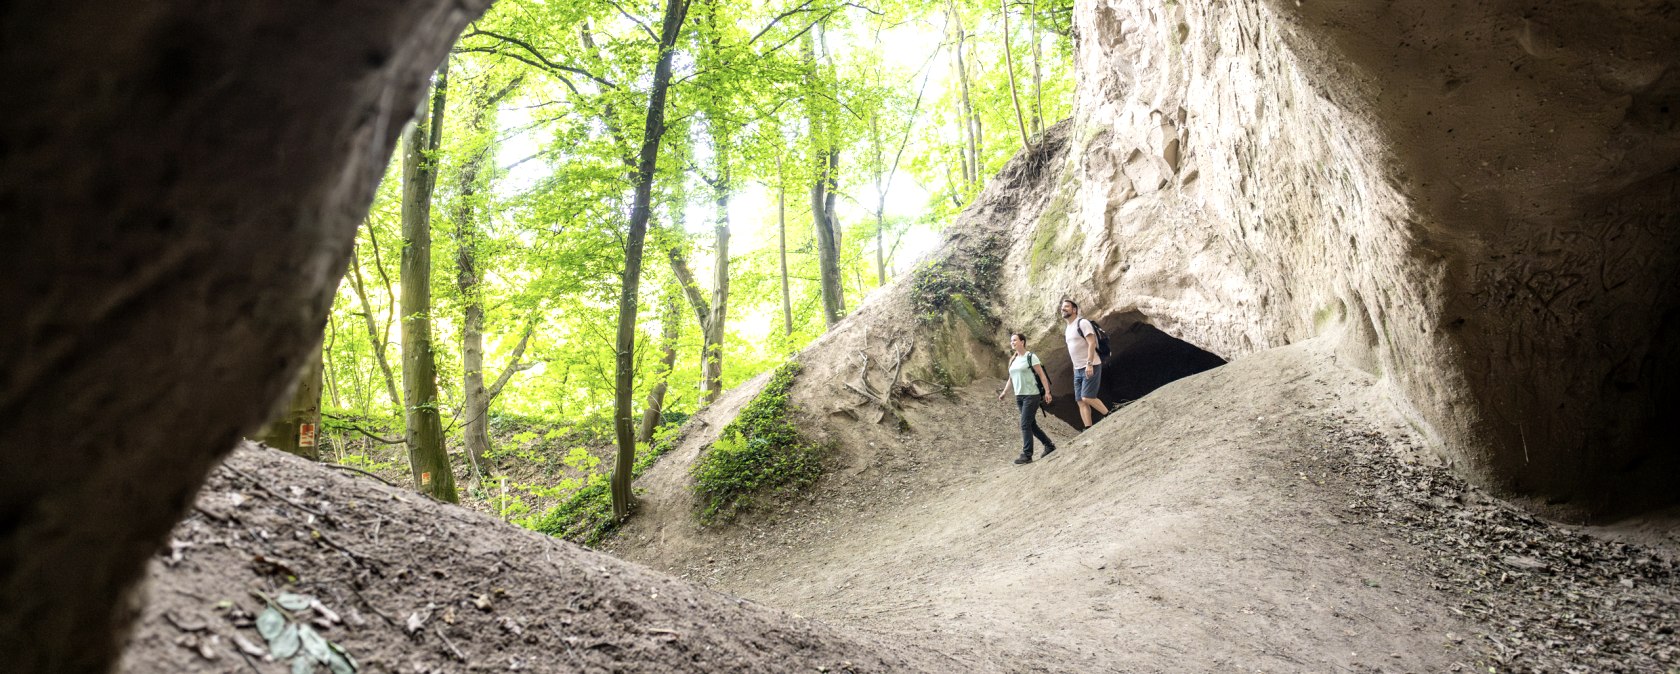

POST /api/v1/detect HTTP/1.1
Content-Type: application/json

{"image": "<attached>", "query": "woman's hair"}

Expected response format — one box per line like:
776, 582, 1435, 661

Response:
1010, 332, 1027, 344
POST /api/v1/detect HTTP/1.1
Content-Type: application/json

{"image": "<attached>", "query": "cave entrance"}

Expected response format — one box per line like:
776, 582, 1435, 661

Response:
1038, 313, 1227, 430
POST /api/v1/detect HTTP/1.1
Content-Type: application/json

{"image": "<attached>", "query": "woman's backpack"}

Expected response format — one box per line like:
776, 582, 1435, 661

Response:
1027, 352, 1052, 393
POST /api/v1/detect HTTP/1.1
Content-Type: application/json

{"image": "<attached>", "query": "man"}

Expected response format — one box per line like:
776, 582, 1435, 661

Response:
1061, 299, 1111, 429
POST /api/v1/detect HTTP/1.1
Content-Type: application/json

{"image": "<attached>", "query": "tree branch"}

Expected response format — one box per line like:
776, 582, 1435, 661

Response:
665, 242, 713, 332
452, 47, 588, 98
486, 318, 539, 402
745, 0, 821, 46
606, 0, 660, 41
459, 29, 618, 90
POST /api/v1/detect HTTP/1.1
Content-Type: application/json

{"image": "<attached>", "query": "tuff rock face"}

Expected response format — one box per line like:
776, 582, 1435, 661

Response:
1003, 0, 1680, 517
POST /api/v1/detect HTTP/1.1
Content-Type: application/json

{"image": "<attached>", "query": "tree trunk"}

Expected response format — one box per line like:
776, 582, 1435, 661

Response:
324, 313, 342, 410
811, 150, 845, 329
778, 185, 793, 336
400, 61, 457, 503
639, 291, 682, 443
257, 336, 325, 461
702, 184, 729, 405
805, 28, 846, 330
1029, 0, 1045, 135
455, 77, 521, 490
665, 236, 725, 405
950, 6, 981, 183
1001, 0, 1032, 149
871, 114, 888, 287
612, 0, 691, 522
348, 240, 402, 416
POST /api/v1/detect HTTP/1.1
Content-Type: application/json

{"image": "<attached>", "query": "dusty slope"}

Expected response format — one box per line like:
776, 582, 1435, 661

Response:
610, 338, 1680, 672
117, 444, 967, 674
117, 340, 1678, 672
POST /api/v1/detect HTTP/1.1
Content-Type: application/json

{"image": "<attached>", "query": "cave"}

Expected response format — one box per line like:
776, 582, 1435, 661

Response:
1040, 314, 1226, 430
4, 0, 1678, 670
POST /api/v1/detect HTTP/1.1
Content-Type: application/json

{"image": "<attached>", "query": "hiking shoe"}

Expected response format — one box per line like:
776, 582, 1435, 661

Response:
1013, 454, 1032, 464
1040, 445, 1057, 459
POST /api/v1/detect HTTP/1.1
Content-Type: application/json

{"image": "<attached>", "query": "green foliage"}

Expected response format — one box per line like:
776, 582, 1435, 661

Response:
312, 0, 1078, 527
691, 362, 826, 524
524, 424, 684, 545
929, 360, 957, 400
909, 232, 1005, 323
255, 593, 358, 674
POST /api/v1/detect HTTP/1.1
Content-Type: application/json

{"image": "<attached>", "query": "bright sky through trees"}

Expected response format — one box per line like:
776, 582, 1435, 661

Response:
314, 0, 1077, 518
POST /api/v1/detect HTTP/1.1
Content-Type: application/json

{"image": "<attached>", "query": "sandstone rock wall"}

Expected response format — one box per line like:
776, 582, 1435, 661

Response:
1016, 0, 1680, 516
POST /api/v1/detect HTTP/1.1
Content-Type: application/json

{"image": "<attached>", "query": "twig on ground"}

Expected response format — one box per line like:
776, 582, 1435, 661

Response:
434, 625, 468, 662
312, 528, 385, 568
222, 464, 327, 519
348, 584, 397, 626
325, 463, 398, 487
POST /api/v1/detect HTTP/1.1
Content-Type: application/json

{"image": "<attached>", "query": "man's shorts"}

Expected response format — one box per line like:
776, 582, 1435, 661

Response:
1073, 363, 1103, 399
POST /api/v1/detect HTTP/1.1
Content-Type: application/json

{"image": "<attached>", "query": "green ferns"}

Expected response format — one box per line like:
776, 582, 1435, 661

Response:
691, 362, 825, 524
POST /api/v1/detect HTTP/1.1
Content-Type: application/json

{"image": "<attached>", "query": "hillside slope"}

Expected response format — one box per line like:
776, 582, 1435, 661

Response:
610, 338, 1679, 671
117, 444, 970, 674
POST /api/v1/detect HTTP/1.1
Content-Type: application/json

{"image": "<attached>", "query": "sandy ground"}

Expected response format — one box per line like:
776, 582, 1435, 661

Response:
118, 339, 1677, 673
608, 338, 1679, 673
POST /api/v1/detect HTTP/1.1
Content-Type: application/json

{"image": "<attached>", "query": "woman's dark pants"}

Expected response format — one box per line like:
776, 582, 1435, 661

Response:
1016, 395, 1054, 457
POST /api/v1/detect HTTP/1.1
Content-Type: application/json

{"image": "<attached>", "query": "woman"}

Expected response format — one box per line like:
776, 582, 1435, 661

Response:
996, 332, 1056, 464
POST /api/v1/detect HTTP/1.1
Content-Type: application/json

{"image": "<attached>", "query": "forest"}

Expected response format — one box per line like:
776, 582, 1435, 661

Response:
257, 0, 1078, 535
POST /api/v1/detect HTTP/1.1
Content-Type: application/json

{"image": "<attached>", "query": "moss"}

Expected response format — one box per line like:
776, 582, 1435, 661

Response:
525, 429, 679, 546
690, 362, 826, 525
950, 294, 990, 336
910, 233, 1006, 324
1029, 165, 1080, 281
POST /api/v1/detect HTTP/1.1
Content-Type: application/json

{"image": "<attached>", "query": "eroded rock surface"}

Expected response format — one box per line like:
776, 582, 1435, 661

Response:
0, 2, 488, 671
1015, 0, 1680, 516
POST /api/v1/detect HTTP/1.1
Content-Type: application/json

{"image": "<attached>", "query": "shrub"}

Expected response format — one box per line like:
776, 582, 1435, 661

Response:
691, 362, 826, 524
524, 424, 683, 546
909, 233, 1005, 324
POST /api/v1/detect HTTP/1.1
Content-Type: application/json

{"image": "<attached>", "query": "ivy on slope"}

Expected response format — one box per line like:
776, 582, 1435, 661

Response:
909, 232, 1004, 324
691, 361, 826, 525
525, 428, 678, 546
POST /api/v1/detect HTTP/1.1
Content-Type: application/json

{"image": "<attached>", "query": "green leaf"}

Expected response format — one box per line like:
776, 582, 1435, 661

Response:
272, 623, 301, 659
257, 607, 285, 641
292, 655, 316, 674
330, 642, 360, 674
327, 648, 356, 674
277, 593, 313, 611
299, 624, 332, 663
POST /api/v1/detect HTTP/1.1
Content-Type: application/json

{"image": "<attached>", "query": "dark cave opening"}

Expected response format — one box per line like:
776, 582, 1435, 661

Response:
1037, 314, 1228, 431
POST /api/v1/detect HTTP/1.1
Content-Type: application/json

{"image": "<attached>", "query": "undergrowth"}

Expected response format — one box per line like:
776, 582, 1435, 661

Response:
690, 361, 827, 525
523, 423, 682, 546
909, 233, 1005, 324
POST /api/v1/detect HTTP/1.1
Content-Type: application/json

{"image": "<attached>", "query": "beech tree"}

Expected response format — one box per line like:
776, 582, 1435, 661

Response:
299, 0, 1079, 533
401, 63, 459, 503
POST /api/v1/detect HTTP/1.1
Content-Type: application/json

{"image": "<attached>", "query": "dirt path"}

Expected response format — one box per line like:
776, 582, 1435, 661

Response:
118, 339, 1677, 672
118, 444, 965, 674
609, 339, 1679, 672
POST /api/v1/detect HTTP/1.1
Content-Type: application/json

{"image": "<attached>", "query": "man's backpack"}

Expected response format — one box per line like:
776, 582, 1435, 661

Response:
1078, 319, 1114, 361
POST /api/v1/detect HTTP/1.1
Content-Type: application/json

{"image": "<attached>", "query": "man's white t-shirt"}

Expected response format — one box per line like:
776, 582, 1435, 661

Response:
1064, 317, 1097, 369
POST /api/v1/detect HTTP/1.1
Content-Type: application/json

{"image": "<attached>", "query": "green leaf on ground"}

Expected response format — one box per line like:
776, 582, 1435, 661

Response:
272, 623, 301, 659
277, 593, 313, 611
257, 607, 285, 641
